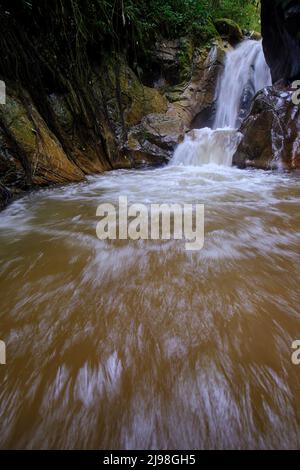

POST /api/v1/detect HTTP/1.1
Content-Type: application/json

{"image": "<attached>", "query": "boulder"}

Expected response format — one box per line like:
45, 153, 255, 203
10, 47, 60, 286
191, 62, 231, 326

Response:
233, 85, 300, 170
125, 114, 185, 163
214, 18, 243, 45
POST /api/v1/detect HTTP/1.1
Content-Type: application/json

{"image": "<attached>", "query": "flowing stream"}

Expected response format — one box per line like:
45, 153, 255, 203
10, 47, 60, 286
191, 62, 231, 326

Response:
0, 41, 300, 450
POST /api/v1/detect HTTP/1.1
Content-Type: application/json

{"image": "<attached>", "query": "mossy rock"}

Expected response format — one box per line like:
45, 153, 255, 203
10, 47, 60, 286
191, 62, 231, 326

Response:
214, 18, 243, 44
249, 31, 262, 41
0, 97, 36, 151
102, 57, 168, 129
0, 90, 84, 186
191, 19, 220, 44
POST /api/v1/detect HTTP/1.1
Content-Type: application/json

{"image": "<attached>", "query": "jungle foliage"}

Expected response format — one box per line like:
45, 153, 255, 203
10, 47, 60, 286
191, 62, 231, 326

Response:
0, 1, 261, 71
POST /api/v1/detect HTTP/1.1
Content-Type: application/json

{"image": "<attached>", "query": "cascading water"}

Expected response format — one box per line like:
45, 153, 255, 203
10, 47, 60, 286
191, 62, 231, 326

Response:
171, 128, 243, 167
213, 40, 272, 130
172, 40, 272, 167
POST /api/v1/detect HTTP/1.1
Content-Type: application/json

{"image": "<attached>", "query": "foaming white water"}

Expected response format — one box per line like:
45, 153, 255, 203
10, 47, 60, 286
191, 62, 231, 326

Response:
171, 40, 271, 167
172, 128, 243, 167
214, 40, 272, 130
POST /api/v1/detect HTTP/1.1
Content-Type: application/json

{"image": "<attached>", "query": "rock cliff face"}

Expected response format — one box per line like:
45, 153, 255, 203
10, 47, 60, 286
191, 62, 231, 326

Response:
0, 38, 228, 208
0, 90, 85, 187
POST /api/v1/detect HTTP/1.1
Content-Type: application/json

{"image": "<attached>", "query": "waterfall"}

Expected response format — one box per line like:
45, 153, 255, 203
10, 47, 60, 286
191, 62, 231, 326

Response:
172, 40, 272, 167
171, 128, 243, 167
214, 40, 272, 130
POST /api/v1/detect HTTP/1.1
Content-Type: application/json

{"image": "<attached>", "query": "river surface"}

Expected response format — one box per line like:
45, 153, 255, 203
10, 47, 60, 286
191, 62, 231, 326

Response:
0, 164, 300, 449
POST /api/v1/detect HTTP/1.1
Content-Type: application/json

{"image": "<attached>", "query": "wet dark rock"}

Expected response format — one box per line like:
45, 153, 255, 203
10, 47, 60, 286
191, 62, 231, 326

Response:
125, 114, 184, 163
237, 81, 256, 128
233, 85, 300, 170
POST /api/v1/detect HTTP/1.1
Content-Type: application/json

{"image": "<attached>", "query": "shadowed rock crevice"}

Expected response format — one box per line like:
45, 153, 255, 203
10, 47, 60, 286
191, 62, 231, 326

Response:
262, 0, 300, 84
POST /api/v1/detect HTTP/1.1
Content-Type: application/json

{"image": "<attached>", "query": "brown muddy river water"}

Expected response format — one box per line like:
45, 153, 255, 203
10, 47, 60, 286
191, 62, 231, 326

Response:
0, 164, 300, 449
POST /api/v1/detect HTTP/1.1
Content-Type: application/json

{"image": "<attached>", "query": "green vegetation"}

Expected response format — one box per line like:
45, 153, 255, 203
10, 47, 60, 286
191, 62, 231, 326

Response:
0, 1, 260, 83
210, 1, 261, 31
1, 1, 261, 64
